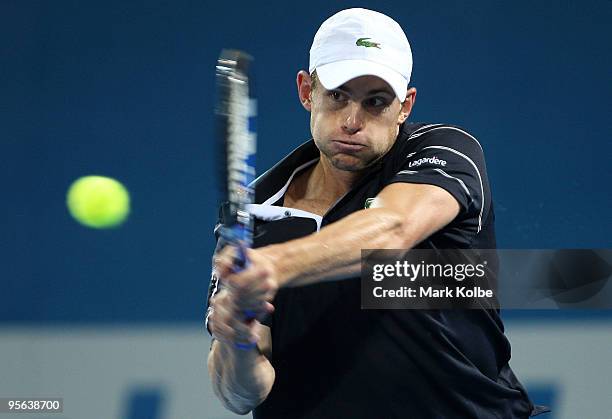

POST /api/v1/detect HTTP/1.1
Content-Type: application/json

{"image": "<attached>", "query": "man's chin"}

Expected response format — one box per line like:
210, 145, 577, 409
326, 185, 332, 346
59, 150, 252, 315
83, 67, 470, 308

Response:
330, 156, 372, 172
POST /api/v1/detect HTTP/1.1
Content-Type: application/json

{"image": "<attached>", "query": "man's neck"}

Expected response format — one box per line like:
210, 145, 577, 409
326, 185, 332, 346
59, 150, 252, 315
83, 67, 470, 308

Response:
283, 153, 365, 216
308, 155, 364, 201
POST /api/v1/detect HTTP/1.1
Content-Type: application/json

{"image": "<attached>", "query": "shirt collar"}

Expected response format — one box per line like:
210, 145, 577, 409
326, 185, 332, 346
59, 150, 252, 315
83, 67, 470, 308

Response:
254, 139, 319, 205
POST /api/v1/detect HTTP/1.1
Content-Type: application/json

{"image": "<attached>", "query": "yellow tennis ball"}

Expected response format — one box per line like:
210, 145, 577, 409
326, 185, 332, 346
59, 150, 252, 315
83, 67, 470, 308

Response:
66, 176, 130, 229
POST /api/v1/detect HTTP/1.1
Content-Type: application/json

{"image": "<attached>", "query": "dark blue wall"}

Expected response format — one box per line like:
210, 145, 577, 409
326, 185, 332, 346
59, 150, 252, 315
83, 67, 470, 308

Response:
2, 1, 610, 322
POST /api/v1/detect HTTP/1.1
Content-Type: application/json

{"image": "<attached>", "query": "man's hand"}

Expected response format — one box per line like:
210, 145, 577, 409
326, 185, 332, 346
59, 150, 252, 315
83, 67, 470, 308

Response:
214, 247, 279, 321
209, 288, 266, 347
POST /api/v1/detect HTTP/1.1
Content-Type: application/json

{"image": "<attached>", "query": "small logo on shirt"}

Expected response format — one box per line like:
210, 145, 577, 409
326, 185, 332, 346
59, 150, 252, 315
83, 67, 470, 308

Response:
356, 37, 381, 49
408, 156, 447, 168
364, 197, 376, 208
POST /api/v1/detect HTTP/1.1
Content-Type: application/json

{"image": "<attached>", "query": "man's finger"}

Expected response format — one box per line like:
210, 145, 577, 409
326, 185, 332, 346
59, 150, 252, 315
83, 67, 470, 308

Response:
225, 267, 275, 295
230, 320, 260, 346
213, 246, 238, 277
255, 302, 275, 321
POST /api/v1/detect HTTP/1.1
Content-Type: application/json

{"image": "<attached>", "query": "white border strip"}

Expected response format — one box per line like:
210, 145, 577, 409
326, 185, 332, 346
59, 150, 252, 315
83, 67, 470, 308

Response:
408, 126, 483, 151
397, 169, 419, 175
246, 204, 322, 231
433, 168, 473, 204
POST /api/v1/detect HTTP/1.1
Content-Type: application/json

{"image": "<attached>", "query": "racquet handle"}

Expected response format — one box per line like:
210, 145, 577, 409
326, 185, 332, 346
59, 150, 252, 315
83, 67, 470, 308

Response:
232, 245, 258, 351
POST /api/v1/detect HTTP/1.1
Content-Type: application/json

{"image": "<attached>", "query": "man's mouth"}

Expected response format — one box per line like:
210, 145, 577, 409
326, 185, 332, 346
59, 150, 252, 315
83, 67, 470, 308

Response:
332, 140, 366, 152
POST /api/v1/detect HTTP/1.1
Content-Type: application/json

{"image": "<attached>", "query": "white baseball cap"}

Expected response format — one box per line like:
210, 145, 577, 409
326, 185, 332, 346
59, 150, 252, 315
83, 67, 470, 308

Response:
309, 8, 413, 102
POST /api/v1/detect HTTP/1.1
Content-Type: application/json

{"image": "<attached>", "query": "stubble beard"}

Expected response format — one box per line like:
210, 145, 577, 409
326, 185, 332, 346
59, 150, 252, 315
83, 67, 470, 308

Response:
314, 139, 374, 172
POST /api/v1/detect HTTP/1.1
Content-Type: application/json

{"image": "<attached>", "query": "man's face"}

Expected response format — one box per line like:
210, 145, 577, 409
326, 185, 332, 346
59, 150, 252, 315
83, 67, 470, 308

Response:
308, 75, 405, 172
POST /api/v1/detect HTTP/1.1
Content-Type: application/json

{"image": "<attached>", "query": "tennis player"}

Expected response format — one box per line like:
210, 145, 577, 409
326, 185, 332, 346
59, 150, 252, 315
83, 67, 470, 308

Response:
206, 8, 548, 418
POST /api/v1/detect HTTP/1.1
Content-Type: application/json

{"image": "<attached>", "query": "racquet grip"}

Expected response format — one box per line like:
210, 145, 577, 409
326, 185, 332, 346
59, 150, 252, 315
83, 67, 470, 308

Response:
232, 245, 258, 350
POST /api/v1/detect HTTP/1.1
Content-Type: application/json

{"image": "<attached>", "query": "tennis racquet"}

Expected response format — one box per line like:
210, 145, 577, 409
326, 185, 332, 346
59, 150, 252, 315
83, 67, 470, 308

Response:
215, 49, 257, 349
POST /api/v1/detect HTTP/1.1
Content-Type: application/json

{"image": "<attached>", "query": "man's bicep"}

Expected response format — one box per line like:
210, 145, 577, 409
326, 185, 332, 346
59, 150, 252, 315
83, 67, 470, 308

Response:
373, 182, 460, 241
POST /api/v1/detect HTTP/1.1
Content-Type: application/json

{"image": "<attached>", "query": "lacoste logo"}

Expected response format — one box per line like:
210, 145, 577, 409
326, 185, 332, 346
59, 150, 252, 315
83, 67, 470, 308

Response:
364, 197, 376, 208
356, 37, 381, 49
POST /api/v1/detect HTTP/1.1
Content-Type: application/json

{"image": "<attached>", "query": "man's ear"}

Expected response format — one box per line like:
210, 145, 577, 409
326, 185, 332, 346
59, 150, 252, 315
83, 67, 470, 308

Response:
398, 87, 417, 124
296, 70, 313, 111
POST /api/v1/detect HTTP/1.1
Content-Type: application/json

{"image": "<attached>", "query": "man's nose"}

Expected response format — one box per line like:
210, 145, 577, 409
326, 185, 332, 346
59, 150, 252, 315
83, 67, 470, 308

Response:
341, 102, 364, 135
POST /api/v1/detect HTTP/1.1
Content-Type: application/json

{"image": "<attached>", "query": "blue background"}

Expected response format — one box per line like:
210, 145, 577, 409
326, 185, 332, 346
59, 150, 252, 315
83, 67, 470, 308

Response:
2, 0, 611, 323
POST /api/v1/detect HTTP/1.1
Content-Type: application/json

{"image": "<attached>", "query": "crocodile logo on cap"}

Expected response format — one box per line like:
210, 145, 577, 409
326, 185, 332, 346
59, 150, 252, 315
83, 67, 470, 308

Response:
356, 37, 381, 49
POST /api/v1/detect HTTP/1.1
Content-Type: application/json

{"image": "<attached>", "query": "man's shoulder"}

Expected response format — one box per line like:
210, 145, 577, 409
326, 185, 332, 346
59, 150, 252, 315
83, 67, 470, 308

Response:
398, 123, 484, 152
389, 122, 488, 172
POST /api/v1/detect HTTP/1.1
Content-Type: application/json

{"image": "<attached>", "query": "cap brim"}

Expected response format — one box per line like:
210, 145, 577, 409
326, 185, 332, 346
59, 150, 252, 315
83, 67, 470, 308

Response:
316, 59, 408, 102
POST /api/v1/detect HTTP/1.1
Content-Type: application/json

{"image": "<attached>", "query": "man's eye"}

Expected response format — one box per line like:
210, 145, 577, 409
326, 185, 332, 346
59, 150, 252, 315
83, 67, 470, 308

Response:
329, 91, 346, 102
365, 96, 389, 108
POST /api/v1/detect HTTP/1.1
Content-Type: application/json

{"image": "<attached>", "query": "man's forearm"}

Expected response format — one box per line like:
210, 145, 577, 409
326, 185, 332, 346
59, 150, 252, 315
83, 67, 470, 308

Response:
208, 340, 275, 414
262, 207, 423, 287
